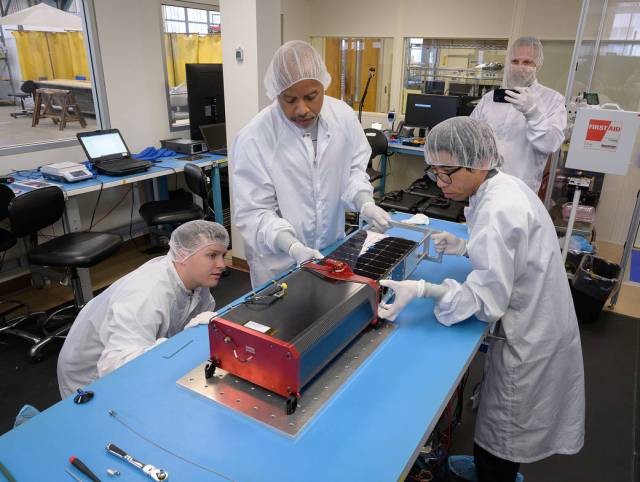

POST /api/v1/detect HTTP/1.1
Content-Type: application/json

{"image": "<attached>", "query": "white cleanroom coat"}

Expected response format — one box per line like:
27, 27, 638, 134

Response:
57, 256, 214, 398
435, 172, 585, 462
471, 81, 566, 193
232, 96, 373, 287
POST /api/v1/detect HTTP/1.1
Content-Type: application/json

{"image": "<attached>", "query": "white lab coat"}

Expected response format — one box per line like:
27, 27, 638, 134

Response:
232, 96, 373, 287
434, 172, 584, 462
471, 81, 566, 193
57, 256, 214, 398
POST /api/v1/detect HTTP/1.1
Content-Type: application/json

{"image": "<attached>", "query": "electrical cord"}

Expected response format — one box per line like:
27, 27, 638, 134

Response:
91, 186, 133, 229
107, 410, 235, 481
88, 182, 104, 231
129, 185, 140, 252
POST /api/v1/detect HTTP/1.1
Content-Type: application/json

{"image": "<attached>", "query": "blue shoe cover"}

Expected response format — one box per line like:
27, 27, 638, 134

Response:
447, 455, 525, 482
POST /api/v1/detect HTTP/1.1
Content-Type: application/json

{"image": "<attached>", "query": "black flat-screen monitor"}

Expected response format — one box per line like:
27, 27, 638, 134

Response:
404, 94, 460, 131
186, 63, 225, 141
458, 95, 481, 116
424, 80, 445, 95
448, 82, 473, 96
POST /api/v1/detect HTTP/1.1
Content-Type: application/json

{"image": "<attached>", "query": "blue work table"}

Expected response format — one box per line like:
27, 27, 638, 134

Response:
0, 215, 485, 482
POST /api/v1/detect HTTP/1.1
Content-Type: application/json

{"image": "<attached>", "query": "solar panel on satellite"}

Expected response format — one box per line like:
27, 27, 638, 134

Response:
326, 233, 418, 281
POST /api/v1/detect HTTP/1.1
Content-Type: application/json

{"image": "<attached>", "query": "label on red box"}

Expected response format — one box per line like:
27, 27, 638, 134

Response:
585, 118, 622, 151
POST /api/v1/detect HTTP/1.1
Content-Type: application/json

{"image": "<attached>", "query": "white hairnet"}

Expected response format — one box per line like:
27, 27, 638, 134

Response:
503, 36, 544, 88
264, 40, 331, 100
425, 117, 503, 170
168, 220, 229, 262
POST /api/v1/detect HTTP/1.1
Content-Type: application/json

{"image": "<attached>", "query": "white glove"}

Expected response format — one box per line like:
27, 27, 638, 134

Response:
378, 279, 449, 321
505, 87, 540, 120
184, 311, 217, 330
361, 201, 392, 232
431, 232, 467, 256
289, 242, 323, 265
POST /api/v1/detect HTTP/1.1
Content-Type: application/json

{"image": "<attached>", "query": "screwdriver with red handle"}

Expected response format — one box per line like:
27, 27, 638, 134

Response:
69, 456, 101, 482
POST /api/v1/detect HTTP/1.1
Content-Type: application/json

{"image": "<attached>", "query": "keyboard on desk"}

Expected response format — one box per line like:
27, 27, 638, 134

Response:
93, 158, 151, 176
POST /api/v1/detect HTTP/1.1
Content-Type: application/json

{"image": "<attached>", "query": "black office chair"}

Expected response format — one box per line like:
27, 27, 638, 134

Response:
364, 128, 388, 194
9, 80, 36, 119
7, 186, 123, 359
184, 162, 212, 217
138, 170, 204, 247
0, 185, 47, 347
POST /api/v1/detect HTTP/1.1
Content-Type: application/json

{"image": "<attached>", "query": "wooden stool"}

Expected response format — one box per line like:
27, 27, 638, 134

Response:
32, 88, 87, 130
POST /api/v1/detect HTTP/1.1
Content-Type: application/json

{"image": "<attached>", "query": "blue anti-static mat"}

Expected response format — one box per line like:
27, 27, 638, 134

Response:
631, 249, 640, 283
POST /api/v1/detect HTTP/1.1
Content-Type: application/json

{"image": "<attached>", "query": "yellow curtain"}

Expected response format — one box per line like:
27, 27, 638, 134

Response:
164, 33, 222, 87
171, 34, 198, 86
11, 31, 53, 81
47, 32, 74, 79
67, 32, 90, 80
11, 30, 89, 81
164, 34, 175, 88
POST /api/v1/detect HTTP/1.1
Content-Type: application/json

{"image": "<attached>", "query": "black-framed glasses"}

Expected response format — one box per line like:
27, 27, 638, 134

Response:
426, 166, 463, 185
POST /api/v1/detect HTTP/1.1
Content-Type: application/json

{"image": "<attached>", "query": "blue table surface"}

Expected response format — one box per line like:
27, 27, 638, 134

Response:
0, 214, 484, 482
10, 153, 227, 195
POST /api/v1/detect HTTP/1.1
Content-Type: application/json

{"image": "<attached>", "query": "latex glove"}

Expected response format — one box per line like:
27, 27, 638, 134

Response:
361, 201, 392, 232
184, 311, 217, 330
431, 232, 467, 256
378, 279, 449, 321
505, 87, 540, 120
289, 242, 323, 265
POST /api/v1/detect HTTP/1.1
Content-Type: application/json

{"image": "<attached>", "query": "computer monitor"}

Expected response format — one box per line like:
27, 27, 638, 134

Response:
404, 94, 460, 133
77, 129, 131, 162
424, 80, 445, 95
448, 82, 473, 96
186, 63, 225, 141
458, 95, 481, 116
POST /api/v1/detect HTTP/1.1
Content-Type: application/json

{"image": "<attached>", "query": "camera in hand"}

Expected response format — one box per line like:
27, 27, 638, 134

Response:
493, 88, 520, 103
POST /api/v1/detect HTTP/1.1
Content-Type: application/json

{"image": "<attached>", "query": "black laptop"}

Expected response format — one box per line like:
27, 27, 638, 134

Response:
199, 123, 227, 155
77, 129, 151, 176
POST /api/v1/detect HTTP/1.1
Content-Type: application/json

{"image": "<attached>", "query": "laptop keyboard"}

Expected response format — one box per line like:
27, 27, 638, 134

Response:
98, 158, 149, 171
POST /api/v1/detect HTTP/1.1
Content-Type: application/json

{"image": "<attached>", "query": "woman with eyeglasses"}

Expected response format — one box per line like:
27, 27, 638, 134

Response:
379, 117, 584, 482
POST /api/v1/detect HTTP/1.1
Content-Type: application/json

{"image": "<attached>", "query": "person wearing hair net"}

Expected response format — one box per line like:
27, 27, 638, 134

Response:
57, 220, 228, 398
232, 40, 391, 287
471, 36, 566, 194
379, 118, 584, 482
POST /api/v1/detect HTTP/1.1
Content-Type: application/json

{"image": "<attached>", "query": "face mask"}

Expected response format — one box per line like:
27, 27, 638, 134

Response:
504, 65, 536, 88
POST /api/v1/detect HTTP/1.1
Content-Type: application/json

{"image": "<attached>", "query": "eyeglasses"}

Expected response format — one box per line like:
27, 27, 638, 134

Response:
426, 166, 463, 185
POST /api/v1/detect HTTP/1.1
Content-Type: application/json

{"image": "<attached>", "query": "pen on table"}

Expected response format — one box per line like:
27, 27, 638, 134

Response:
69, 456, 101, 482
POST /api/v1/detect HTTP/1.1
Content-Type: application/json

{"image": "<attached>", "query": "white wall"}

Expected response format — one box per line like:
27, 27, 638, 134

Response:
221, 0, 282, 261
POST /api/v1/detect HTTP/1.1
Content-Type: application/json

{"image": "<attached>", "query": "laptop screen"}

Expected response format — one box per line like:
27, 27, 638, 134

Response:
78, 131, 129, 161
199, 123, 226, 150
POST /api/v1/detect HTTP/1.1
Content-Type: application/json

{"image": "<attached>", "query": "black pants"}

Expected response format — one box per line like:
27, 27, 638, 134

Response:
473, 443, 520, 482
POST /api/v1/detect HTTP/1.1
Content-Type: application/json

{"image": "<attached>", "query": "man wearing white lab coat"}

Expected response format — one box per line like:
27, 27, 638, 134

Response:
57, 221, 228, 398
471, 36, 566, 193
232, 40, 391, 287
379, 117, 584, 482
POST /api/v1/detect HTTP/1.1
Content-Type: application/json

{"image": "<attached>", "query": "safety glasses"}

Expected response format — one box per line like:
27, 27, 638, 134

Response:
426, 166, 463, 185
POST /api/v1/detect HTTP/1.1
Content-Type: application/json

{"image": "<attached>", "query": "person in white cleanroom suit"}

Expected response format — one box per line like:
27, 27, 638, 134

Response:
232, 40, 391, 287
57, 220, 228, 398
471, 36, 567, 194
379, 117, 584, 482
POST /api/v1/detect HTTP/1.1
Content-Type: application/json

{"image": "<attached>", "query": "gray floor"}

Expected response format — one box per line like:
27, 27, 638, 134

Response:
0, 104, 97, 149
449, 311, 640, 482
